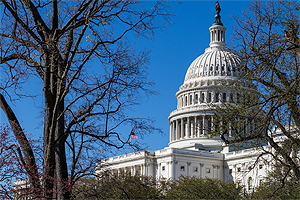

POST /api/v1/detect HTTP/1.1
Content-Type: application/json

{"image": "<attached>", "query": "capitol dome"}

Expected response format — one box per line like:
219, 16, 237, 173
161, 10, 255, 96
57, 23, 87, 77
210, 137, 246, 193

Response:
168, 6, 245, 151
184, 46, 241, 84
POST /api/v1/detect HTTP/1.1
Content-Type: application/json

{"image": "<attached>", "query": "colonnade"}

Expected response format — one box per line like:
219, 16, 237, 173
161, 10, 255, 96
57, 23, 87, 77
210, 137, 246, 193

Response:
112, 163, 148, 176
170, 115, 256, 142
169, 115, 214, 142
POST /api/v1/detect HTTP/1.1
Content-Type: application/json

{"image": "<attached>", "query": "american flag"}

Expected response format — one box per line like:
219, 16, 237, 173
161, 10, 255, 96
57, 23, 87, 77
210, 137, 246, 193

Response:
130, 131, 138, 139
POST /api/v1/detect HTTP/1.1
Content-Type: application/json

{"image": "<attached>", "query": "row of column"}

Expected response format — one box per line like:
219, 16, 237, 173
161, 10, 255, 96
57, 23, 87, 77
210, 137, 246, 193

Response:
169, 115, 214, 142
112, 163, 148, 176
170, 116, 256, 142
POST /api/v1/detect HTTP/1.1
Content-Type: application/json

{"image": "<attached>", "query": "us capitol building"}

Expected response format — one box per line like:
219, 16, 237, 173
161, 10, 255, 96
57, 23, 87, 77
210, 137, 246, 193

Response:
97, 3, 273, 192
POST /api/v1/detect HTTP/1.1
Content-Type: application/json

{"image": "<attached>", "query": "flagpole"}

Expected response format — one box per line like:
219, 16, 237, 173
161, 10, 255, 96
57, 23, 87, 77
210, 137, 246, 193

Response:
130, 136, 131, 153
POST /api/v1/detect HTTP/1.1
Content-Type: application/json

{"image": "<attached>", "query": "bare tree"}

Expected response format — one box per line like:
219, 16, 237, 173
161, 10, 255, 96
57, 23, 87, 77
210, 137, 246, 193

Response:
0, 0, 170, 198
214, 0, 300, 181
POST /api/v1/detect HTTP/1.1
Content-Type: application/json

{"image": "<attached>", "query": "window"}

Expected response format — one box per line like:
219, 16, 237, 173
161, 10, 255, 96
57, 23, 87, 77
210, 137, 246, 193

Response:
230, 93, 233, 102
208, 93, 212, 103
221, 65, 225, 71
248, 177, 253, 190
180, 166, 185, 171
229, 169, 232, 174
222, 93, 226, 102
162, 166, 165, 171
185, 96, 187, 106
201, 93, 205, 103
259, 179, 263, 185
190, 95, 193, 105
237, 168, 241, 172
215, 92, 219, 102
206, 168, 210, 173
193, 166, 198, 172
195, 94, 198, 104
259, 165, 263, 169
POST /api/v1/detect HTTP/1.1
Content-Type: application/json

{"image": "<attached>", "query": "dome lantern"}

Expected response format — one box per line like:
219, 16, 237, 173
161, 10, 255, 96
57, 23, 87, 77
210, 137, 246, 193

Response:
209, 1, 226, 48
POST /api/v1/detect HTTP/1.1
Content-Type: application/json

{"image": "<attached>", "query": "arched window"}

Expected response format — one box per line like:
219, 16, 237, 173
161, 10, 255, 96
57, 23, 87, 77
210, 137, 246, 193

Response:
248, 177, 253, 190
215, 92, 219, 102
208, 93, 212, 103
222, 93, 226, 102
230, 93, 234, 102
185, 96, 187, 106
195, 94, 198, 104
190, 95, 193, 105
201, 93, 205, 103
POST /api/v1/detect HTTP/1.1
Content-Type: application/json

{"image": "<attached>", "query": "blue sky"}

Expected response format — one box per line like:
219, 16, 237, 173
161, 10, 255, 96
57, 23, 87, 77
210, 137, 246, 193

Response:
132, 0, 250, 152
0, 1, 250, 155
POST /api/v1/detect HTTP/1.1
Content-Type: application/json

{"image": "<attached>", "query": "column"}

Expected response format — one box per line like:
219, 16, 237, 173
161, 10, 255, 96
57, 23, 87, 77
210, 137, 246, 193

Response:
144, 163, 148, 176
176, 120, 179, 140
168, 161, 172, 179
211, 115, 214, 132
131, 166, 134, 176
169, 122, 173, 142
158, 163, 161, 178
203, 116, 206, 135
187, 117, 190, 138
181, 118, 184, 139
195, 116, 198, 137
141, 164, 145, 176
191, 119, 194, 138
200, 163, 204, 177
173, 161, 177, 178
187, 162, 191, 176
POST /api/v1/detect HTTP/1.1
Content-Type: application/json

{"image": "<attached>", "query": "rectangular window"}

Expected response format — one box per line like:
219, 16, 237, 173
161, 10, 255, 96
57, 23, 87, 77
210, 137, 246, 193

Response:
229, 169, 232, 174
206, 168, 210, 173
180, 166, 185, 171
193, 166, 198, 172
237, 167, 241, 172
162, 166, 165, 171
259, 165, 263, 169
